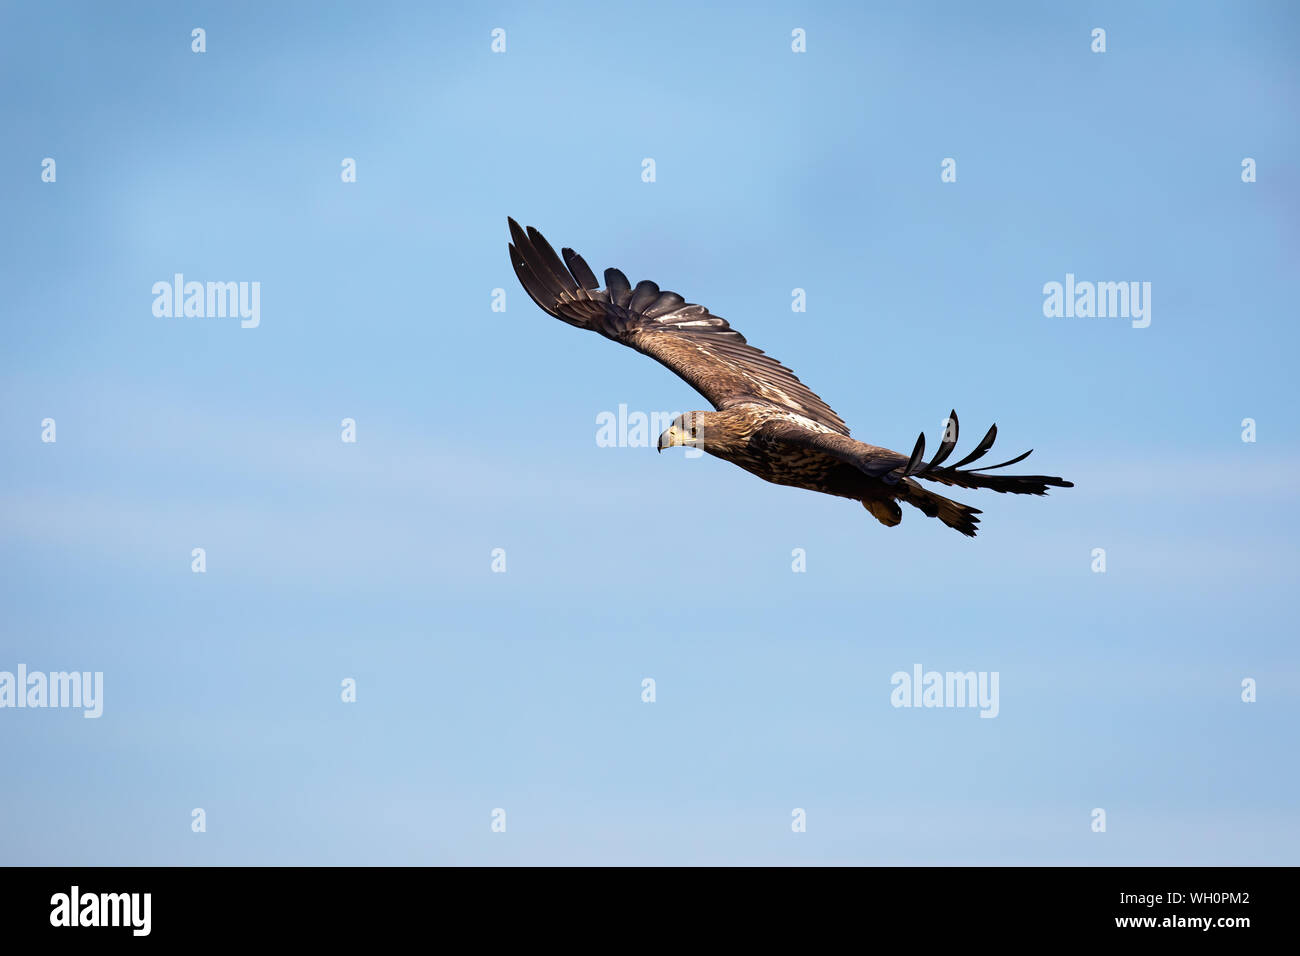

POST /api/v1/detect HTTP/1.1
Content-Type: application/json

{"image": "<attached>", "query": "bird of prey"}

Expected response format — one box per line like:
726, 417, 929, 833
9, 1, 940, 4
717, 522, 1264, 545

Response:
507, 219, 1072, 536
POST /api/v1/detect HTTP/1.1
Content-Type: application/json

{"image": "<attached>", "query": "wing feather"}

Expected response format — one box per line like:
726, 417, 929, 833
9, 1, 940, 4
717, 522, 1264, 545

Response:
561, 247, 600, 290
757, 419, 1073, 495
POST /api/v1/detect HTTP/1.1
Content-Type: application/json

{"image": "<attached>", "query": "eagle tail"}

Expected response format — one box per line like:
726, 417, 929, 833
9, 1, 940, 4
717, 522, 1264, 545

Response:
893, 410, 1073, 497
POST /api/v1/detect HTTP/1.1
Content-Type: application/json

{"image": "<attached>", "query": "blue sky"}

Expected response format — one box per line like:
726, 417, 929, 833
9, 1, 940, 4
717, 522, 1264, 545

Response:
1, 0, 1297, 864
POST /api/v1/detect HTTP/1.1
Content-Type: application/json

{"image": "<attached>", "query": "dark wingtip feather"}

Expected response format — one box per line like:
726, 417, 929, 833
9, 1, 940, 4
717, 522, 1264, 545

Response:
904, 432, 926, 476
949, 423, 998, 469
524, 226, 576, 290
508, 241, 563, 319
604, 267, 632, 307
562, 247, 600, 290
629, 279, 662, 314
927, 410, 959, 470
977, 448, 1034, 471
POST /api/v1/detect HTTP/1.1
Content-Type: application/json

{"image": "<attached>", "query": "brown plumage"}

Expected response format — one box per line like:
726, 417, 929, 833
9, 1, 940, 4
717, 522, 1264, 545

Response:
508, 219, 1072, 536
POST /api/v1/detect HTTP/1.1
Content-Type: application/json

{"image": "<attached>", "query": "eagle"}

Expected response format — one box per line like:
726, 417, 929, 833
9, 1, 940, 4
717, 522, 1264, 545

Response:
508, 219, 1072, 536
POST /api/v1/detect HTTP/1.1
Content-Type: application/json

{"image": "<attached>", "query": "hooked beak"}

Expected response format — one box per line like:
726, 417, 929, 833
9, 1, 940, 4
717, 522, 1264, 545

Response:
657, 427, 676, 454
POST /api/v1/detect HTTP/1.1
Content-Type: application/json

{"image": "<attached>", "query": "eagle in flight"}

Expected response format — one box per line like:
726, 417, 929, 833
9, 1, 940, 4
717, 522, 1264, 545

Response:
508, 219, 1072, 536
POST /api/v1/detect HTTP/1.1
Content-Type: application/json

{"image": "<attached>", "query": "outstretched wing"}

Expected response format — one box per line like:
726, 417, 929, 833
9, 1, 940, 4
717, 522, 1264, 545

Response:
759, 411, 1074, 496
508, 218, 848, 434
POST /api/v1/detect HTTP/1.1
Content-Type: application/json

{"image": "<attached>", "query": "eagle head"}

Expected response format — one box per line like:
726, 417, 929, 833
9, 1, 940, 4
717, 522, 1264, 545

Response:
657, 412, 709, 453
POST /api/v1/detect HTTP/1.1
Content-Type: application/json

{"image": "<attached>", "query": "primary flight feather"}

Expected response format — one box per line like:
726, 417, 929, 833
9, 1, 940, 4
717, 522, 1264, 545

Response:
508, 218, 1072, 536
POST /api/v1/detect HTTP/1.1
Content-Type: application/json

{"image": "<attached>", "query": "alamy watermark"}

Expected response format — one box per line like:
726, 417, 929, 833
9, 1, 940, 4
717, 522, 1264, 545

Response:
0, 665, 103, 718
596, 404, 702, 458
890, 664, 999, 718
1042, 273, 1150, 329
152, 274, 260, 328
50, 886, 150, 936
